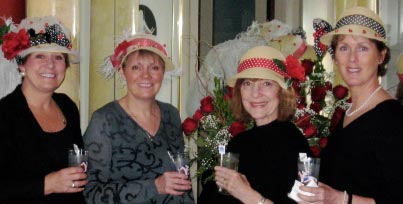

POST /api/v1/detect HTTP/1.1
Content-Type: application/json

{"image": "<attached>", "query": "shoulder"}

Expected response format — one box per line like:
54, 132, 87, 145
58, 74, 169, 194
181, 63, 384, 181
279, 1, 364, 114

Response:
373, 99, 403, 122
158, 101, 179, 113
53, 92, 77, 110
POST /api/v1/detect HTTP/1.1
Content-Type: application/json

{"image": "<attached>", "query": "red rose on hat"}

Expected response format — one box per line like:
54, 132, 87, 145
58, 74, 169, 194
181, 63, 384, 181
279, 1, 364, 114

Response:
285, 55, 305, 82
332, 85, 349, 99
311, 85, 327, 102
200, 96, 214, 113
182, 118, 198, 136
228, 121, 246, 137
2, 29, 30, 60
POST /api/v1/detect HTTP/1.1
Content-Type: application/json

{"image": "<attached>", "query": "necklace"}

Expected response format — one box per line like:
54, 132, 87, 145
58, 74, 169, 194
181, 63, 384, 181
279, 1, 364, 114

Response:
345, 86, 382, 117
125, 99, 156, 140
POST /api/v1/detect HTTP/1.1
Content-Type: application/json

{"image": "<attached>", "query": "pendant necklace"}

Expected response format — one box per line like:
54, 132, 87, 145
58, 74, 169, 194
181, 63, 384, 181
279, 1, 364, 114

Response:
125, 99, 155, 140
345, 86, 382, 117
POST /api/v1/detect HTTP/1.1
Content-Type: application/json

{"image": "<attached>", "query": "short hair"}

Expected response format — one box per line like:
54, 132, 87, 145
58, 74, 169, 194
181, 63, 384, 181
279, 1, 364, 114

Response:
18, 53, 70, 68
121, 49, 165, 70
230, 78, 297, 123
330, 35, 390, 76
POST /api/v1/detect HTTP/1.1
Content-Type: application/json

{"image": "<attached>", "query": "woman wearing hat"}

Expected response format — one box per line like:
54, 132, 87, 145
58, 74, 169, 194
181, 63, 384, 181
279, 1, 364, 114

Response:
298, 7, 403, 204
83, 34, 194, 204
208, 46, 311, 204
0, 16, 86, 204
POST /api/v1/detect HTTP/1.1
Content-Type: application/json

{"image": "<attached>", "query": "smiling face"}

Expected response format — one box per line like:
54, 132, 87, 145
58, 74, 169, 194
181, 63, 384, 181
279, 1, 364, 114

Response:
334, 35, 386, 88
240, 78, 280, 126
120, 50, 165, 101
19, 52, 67, 93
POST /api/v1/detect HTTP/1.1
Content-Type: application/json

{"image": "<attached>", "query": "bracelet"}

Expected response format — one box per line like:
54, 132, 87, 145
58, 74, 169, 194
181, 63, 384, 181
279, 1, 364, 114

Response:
347, 192, 353, 204
342, 191, 347, 204
258, 196, 266, 204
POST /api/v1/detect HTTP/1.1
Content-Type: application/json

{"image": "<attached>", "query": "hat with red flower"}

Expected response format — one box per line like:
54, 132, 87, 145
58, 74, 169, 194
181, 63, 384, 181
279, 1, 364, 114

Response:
101, 33, 174, 79
320, 6, 386, 46
1, 16, 78, 64
227, 46, 305, 89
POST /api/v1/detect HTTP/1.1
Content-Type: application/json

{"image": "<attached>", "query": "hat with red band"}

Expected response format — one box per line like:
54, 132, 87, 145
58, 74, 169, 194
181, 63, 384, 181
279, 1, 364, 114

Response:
102, 33, 174, 79
227, 46, 305, 89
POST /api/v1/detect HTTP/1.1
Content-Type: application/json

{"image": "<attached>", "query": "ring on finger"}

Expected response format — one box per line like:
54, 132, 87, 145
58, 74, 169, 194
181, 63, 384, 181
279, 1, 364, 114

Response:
72, 181, 76, 188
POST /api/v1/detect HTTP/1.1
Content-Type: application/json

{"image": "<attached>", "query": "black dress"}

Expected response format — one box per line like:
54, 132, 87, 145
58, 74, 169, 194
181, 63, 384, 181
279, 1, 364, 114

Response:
0, 85, 86, 204
320, 99, 403, 204
199, 120, 312, 204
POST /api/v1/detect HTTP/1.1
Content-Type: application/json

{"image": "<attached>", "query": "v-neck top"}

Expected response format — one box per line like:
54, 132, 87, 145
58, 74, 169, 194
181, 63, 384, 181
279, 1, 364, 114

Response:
320, 99, 403, 204
83, 100, 194, 204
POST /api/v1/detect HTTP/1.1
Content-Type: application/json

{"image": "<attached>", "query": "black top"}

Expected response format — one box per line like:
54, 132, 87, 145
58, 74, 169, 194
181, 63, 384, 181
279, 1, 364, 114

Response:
199, 120, 311, 204
0, 85, 86, 204
320, 99, 403, 204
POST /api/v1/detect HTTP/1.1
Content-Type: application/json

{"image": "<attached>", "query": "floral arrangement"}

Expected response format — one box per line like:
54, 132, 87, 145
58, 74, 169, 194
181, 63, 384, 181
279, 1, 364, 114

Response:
182, 77, 250, 182
0, 18, 13, 45
292, 19, 350, 157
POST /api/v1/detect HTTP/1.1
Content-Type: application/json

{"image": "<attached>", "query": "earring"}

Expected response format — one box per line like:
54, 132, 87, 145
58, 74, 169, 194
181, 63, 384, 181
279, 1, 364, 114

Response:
20, 71, 26, 77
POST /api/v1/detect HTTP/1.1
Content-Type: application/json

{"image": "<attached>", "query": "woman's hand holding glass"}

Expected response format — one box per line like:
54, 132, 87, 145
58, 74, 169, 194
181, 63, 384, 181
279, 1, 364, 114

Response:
154, 171, 192, 195
44, 166, 88, 195
297, 182, 345, 204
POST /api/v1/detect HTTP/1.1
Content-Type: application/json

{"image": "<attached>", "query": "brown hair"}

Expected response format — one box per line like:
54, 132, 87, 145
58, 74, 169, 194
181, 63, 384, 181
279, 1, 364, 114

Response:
18, 53, 70, 68
330, 35, 390, 76
231, 78, 297, 123
121, 49, 165, 70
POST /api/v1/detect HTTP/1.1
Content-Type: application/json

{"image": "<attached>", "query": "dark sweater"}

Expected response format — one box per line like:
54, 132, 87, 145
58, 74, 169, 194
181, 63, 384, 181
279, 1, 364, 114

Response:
199, 120, 311, 204
320, 99, 403, 204
0, 85, 86, 204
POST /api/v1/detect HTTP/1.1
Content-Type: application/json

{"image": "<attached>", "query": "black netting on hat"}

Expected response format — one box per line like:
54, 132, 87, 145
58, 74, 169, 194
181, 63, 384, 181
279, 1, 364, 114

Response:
335, 14, 385, 38
27, 24, 71, 48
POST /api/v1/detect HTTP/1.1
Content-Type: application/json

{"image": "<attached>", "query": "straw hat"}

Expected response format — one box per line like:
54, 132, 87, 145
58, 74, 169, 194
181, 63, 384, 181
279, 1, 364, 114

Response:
320, 6, 386, 46
227, 46, 305, 89
1, 16, 78, 63
268, 34, 307, 59
397, 53, 403, 82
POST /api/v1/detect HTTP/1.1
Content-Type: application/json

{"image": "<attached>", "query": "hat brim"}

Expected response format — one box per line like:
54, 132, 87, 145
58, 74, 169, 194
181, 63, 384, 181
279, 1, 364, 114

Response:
18, 43, 79, 64
227, 68, 286, 89
119, 47, 174, 71
320, 25, 386, 46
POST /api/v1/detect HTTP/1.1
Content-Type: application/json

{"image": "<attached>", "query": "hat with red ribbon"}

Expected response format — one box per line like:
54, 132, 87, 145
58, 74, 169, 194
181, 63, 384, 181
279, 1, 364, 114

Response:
102, 33, 174, 79
227, 46, 305, 89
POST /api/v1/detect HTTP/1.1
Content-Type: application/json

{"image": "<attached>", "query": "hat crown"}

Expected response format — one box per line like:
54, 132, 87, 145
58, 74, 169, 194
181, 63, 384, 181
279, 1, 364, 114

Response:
240, 46, 285, 63
338, 7, 384, 26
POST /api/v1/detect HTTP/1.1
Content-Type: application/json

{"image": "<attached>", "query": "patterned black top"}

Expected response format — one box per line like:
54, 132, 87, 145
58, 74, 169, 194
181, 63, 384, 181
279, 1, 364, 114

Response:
83, 100, 194, 204
320, 99, 403, 204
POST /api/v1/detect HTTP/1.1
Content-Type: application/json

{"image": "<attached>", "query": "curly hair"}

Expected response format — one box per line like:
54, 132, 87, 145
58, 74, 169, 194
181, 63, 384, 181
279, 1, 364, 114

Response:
230, 78, 297, 123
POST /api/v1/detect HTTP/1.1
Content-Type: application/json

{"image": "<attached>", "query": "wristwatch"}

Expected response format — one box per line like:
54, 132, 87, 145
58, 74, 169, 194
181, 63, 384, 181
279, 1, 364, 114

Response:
258, 197, 266, 204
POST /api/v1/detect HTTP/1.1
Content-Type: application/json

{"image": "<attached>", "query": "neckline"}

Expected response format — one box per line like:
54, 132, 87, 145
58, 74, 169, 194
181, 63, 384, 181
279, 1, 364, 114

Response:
345, 86, 382, 117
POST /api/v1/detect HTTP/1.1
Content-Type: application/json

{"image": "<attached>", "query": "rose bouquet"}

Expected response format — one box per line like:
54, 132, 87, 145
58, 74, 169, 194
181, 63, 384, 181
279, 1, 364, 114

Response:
292, 19, 350, 157
182, 77, 250, 182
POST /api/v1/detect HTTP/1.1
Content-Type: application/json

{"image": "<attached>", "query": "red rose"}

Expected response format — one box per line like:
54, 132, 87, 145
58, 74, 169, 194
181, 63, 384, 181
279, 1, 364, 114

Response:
292, 80, 301, 93
332, 85, 349, 99
1, 29, 30, 60
319, 137, 328, 148
311, 85, 327, 102
192, 109, 204, 121
223, 93, 231, 101
285, 55, 305, 82
325, 81, 332, 91
297, 103, 306, 110
310, 146, 321, 157
329, 107, 344, 132
228, 121, 246, 137
182, 118, 198, 136
301, 59, 314, 75
200, 96, 214, 113
294, 114, 311, 128
303, 124, 318, 138
297, 96, 307, 106
309, 102, 322, 113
